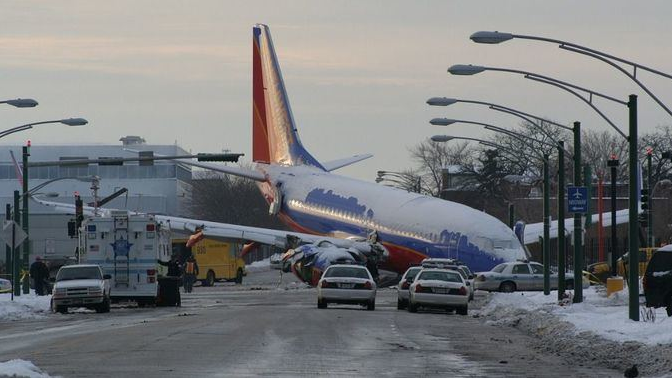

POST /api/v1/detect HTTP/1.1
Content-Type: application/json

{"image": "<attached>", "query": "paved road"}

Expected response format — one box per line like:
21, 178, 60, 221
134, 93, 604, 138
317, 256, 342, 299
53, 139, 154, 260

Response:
1, 269, 618, 377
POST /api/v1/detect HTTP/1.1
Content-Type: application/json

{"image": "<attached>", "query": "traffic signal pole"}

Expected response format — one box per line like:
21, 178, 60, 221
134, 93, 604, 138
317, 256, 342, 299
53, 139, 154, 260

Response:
557, 141, 566, 300
21, 145, 29, 294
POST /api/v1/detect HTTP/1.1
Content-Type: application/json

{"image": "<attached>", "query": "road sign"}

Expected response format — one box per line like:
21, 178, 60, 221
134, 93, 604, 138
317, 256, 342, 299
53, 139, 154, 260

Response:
1, 220, 27, 249
567, 186, 588, 213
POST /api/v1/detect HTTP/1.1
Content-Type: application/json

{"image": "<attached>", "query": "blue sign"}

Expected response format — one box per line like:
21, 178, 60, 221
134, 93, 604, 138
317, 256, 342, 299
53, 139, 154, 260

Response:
567, 186, 588, 213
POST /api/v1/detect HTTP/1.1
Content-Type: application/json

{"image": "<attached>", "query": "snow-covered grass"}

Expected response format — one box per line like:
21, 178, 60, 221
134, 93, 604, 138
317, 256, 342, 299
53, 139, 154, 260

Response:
246, 257, 270, 272
0, 359, 58, 378
0, 291, 52, 321
480, 286, 672, 345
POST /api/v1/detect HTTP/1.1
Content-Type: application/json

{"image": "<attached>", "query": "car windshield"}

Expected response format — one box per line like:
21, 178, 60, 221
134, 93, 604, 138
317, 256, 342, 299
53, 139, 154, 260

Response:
417, 271, 462, 283
324, 266, 369, 279
460, 266, 473, 276
492, 264, 507, 273
56, 267, 102, 281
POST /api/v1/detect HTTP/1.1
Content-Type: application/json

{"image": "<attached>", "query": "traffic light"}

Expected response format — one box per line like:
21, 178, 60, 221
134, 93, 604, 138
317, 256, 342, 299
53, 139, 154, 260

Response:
75, 195, 84, 231
640, 188, 649, 210
196, 153, 243, 162
638, 213, 649, 228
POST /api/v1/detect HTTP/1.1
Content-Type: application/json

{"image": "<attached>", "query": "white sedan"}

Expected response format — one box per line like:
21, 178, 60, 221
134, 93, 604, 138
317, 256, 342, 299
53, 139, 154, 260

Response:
317, 264, 376, 311
408, 269, 469, 315
0, 277, 11, 293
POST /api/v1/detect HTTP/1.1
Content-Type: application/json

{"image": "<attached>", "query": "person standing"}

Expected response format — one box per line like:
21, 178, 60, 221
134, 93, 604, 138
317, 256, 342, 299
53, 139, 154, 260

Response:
29, 256, 50, 296
183, 254, 199, 293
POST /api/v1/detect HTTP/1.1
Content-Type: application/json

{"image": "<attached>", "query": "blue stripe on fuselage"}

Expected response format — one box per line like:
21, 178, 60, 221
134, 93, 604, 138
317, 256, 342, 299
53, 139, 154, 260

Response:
281, 207, 504, 272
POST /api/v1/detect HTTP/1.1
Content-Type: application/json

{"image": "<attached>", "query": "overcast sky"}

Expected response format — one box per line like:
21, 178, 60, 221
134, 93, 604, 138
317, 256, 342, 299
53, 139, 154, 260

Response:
1, 1, 671, 180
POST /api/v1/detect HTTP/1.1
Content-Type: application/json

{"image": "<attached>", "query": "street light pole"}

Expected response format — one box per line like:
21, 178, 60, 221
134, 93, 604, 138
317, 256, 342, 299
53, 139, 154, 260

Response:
647, 149, 653, 248
558, 141, 566, 299
628, 95, 639, 321
543, 153, 550, 295
572, 122, 583, 303
12, 190, 20, 297
608, 157, 619, 276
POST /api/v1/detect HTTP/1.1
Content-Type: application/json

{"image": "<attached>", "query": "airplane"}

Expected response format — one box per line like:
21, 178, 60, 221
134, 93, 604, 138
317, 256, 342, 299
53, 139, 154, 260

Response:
35, 24, 639, 286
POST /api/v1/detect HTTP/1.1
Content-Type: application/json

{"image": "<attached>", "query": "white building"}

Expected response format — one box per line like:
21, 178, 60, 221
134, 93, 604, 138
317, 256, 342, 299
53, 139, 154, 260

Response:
0, 136, 192, 264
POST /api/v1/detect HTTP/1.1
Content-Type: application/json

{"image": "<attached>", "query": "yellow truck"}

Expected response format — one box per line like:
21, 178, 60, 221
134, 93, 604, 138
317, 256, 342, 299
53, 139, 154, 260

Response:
172, 238, 246, 286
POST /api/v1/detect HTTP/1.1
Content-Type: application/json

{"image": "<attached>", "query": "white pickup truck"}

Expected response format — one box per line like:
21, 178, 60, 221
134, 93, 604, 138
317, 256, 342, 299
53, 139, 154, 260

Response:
51, 264, 111, 314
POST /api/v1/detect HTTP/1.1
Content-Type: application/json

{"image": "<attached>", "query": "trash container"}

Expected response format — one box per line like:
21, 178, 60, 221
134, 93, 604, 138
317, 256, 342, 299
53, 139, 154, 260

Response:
157, 276, 181, 307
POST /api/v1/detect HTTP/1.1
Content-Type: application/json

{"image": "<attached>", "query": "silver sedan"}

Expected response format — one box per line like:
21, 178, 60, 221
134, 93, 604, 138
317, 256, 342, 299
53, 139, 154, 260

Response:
474, 261, 588, 292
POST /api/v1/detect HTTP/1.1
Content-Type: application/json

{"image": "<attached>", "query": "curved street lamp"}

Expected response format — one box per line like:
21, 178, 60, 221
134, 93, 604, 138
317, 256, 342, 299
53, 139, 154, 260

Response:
0, 118, 88, 139
0, 98, 38, 108
427, 96, 572, 142
470, 31, 672, 117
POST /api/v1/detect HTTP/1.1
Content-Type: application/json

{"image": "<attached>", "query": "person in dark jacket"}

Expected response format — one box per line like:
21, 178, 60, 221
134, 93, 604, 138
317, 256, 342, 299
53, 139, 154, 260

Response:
29, 256, 50, 296
157, 255, 182, 306
182, 254, 199, 293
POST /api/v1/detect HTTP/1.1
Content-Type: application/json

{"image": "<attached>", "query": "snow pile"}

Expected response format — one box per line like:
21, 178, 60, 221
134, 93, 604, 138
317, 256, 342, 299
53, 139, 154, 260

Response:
478, 287, 672, 376
0, 292, 51, 321
0, 359, 58, 378
245, 257, 270, 272
481, 287, 672, 345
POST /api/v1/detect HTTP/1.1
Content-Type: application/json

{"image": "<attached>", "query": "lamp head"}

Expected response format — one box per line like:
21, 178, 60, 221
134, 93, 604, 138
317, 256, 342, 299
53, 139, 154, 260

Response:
6, 98, 38, 108
429, 118, 457, 126
470, 31, 514, 44
430, 135, 453, 142
448, 64, 486, 76
426, 97, 458, 106
60, 118, 88, 126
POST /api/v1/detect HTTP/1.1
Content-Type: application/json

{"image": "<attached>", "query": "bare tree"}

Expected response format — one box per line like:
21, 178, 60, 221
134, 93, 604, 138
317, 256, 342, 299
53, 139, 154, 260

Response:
407, 139, 474, 196
191, 171, 288, 230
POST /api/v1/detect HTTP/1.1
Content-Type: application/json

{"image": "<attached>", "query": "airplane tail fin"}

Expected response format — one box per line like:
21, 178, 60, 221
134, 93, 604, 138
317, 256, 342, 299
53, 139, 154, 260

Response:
252, 24, 324, 169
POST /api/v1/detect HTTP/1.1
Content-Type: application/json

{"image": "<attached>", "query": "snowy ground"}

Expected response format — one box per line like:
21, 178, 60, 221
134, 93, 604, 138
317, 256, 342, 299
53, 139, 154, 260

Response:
0, 291, 51, 321
245, 257, 271, 272
481, 286, 672, 345
0, 359, 58, 378
477, 286, 672, 376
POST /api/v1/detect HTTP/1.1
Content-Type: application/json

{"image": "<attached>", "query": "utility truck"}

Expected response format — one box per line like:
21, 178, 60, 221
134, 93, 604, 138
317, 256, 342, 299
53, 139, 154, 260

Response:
79, 210, 173, 306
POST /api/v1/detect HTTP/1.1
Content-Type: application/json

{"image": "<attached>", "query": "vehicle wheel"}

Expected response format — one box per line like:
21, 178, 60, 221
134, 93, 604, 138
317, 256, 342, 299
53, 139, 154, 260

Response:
499, 281, 516, 293
235, 269, 243, 284
366, 300, 375, 311
469, 293, 474, 302
96, 297, 111, 313
203, 270, 215, 287
565, 280, 575, 290
408, 302, 418, 313
317, 298, 327, 309
666, 305, 672, 317
456, 305, 468, 316
397, 299, 406, 310
56, 305, 68, 314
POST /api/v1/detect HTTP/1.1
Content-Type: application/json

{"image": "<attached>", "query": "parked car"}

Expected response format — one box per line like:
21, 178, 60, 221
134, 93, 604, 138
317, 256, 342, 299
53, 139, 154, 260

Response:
421, 258, 474, 300
408, 268, 469, 315
396, 266, 422, 309
317, 264, 376, 310
643, 245, 672, 316
51, 264, 111, 314
269, 253, 283, 270
0, 277, 11, 293
474, 261, 589, 293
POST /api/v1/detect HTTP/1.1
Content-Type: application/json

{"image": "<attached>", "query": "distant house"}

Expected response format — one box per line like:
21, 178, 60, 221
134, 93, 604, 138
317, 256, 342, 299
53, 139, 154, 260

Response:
441, 165, 476, 192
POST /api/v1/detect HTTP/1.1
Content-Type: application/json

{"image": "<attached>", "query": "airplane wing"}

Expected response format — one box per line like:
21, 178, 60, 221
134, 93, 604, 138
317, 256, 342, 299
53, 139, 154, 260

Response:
321, 154, 373, 172
523, 209, 631, 245
32, 197, 368, 250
